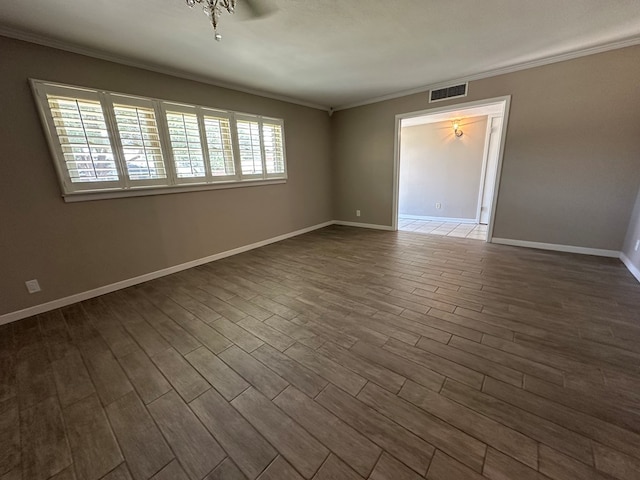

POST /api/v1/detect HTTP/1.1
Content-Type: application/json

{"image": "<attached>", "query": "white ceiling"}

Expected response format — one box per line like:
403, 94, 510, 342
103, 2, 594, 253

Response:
1, 0, 640, 109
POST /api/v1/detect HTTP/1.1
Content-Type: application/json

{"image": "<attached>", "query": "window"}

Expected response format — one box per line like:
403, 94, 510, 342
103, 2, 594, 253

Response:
46, 90, 120, 188
165, 109, 207, 180
31, 80, 287, 200
111, 95, 167, 185
236, 117, 263, 176
235, 115, 286, 178
263, 121, 285, 175
112, 98, 166, 183
203, 113, 235, 177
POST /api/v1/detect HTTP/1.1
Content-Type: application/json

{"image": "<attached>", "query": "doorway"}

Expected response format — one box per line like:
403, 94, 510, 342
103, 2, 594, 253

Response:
392, 97, 510, 242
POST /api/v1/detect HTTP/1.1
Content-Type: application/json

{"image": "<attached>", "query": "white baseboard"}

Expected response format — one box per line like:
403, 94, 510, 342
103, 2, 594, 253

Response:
5, 224, 636, 325
620, 253, 640, 283
399, 214, 478, 224
491, 237, 620, 258
0, 220, 335, 326
333, 220, 395, 231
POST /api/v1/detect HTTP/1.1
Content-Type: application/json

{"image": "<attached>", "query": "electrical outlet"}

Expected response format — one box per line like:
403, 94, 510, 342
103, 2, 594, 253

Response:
635, 239, 640, 252
435, 202, 442, 209
25, 279, 41, 294
356, 210, 361, 217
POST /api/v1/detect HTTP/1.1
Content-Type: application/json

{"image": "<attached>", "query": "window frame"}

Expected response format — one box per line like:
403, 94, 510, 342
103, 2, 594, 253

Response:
108, 93, 170, 188
30, 79, 288, 201
35, 83, 124, 193
201, 106, 239, 182
261, 117, 288, 180
235, 113, 266, 180
161, 102, 211, 185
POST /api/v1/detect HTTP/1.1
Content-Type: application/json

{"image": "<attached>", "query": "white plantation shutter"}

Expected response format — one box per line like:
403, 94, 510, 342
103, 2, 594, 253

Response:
112, 99, 166, 182
262, 120, 285, 175
31, 80, 288, 199
236, 117, 263, 176
46, 94, 119, 187
165, 110, 206, 180
203, 113, 235, 177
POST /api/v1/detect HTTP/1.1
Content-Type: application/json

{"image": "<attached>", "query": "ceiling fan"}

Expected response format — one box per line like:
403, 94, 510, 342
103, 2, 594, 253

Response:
185, 0, 274, 41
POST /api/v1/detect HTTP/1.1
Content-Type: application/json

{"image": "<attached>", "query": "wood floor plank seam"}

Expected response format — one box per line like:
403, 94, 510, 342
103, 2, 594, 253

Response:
5, 226, 640, 480
482, 376, 640, 463
39, 311, 133, 480
442, 378, 597, 466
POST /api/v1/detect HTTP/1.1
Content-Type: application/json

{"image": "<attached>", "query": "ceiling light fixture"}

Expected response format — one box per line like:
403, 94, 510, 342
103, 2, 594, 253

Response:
186, 0, 236, 41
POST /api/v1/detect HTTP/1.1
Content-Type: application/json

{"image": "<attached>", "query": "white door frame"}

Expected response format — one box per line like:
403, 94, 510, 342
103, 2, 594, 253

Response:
476, 114, 503, 224
392, 95, 511, 242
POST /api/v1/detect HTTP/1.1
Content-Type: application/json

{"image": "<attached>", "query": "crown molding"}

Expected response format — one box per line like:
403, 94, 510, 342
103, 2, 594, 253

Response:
3, 25, 639, 114
0, 25, 330, 112
333, 35, 640, 111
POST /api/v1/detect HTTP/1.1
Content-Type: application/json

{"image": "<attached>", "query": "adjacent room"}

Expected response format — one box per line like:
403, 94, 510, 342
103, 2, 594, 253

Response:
397, 100, 506, 241
1, 2, 640, 480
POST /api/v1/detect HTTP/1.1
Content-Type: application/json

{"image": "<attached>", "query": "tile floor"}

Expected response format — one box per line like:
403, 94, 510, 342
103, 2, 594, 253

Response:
398, 217, 488, 240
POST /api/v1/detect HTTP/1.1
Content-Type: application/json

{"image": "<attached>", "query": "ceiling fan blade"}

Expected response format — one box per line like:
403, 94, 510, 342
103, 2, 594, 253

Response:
242, 0, 275, 18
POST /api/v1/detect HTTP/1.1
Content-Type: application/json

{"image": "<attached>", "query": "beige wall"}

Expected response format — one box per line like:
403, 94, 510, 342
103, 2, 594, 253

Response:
0, 36, 332, 316
333, 46, 640, 251
399, 117, 488, 219
623, 187, 640, 271
3, 37, 640, 316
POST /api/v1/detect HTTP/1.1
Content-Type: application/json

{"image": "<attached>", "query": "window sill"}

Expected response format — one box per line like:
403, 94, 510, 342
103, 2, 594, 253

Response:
62, 178, 287, 203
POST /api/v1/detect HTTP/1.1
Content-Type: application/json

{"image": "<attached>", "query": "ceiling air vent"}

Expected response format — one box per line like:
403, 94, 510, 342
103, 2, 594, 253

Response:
429, 83, 468, 103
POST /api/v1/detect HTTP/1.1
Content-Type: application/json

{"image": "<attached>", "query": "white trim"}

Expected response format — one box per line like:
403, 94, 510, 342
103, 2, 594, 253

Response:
4, 26, 640, 113
4, 221, 636, 325
63, 179, 287, 202
393, 96, 511, 243
31, 79, 289, 200
491, 238, 620, 258
399, 215, 477, 224
480, 114, 507, 235
486, 100, 510, 243
476, 115, 496, 223
0, 221, 335, 326
395, 97, 511, 124
620, 253, 640, 283
0, 26, 329, 112
392, 114, 401, 232
477, 116, 499, 224
335, 36, 640, 110
333, 221, 394, 231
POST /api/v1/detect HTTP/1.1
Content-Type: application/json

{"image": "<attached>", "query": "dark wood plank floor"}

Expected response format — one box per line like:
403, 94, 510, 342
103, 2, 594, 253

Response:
2, 225, 640, 480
